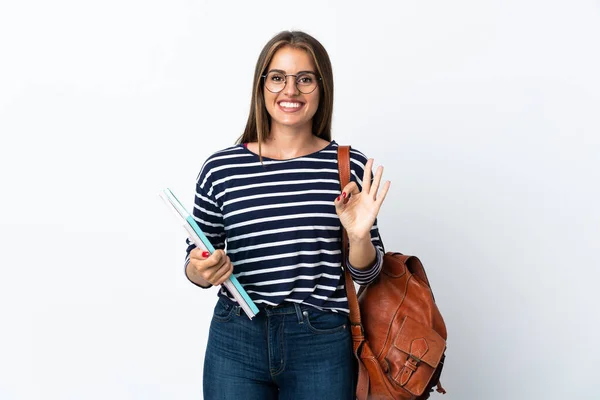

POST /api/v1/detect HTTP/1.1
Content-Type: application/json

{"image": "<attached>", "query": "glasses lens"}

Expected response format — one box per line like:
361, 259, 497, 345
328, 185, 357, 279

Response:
296, 73, 318, 94
265, 71, 286, 93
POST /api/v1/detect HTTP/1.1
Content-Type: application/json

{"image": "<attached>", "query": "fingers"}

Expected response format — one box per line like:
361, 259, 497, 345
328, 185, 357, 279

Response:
336, 159, 392, 207
340, 181, 358, 202
370, 165, 384, 200
212, 258, 234, 286
362, 158, 374, 193
189, 248, 233, 285
361, 159, 392, 201
375, 180, 391, 206
190, 247, 212, 260
335, 182, 358, 211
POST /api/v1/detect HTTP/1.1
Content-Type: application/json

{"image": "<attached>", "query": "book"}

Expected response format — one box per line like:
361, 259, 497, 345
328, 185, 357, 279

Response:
159, 188, 259, 319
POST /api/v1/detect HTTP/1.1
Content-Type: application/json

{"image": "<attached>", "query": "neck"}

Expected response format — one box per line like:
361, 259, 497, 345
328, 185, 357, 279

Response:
264, 122, 317, 159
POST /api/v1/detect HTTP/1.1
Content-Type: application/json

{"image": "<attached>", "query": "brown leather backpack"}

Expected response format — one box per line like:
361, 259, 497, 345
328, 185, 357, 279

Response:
338, 146, 447, 400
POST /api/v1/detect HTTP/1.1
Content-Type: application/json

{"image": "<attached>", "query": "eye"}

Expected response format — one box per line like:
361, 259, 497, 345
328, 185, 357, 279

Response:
269, 73, 285, 82
297, 74, 314, 85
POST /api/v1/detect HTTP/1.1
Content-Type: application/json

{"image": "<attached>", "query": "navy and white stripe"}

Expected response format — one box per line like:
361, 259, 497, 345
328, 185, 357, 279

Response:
184, 140, 384, 314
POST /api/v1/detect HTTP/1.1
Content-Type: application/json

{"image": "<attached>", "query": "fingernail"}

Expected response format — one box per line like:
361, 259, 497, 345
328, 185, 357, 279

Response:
337, 196, 341, 201
342, 192, 346, 198
202, 251, 210, 258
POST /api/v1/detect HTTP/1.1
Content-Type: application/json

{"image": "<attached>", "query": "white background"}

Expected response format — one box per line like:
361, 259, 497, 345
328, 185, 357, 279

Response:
1, 1, 599, 399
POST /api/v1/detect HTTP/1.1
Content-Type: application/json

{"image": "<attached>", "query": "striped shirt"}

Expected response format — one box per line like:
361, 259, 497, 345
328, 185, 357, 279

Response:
184, 140, 384, 314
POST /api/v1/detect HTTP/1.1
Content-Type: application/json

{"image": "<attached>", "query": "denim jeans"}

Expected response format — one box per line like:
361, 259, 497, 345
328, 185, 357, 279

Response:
203, 296, 357, 400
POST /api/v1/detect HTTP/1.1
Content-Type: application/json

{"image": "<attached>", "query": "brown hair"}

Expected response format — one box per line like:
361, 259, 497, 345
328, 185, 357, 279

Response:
236, 31, 334, 160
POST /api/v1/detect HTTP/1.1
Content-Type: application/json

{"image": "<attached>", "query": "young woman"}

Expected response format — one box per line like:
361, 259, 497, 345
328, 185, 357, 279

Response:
184, 30, 391, 399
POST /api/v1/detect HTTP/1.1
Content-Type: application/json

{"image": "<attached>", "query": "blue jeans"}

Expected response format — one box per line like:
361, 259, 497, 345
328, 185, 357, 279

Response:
203, 296, 357, 400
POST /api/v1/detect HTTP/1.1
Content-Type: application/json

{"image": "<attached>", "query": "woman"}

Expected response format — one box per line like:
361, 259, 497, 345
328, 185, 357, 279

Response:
185, 30, 391, 399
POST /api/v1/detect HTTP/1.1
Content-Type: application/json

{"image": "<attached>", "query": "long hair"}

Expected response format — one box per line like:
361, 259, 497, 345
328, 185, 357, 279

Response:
236, 31, 334, 160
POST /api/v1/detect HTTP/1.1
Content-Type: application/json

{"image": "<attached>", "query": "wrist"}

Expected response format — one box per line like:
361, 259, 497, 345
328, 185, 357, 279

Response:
348, 233, 371, 245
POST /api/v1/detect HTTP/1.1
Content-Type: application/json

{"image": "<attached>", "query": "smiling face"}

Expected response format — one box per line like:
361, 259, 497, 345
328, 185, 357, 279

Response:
263, 46, 320, 133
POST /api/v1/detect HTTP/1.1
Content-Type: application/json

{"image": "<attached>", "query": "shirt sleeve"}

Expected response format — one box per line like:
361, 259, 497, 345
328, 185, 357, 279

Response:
344, 148, 386, 286
346, 245, 384, 285
184, 168, 226, 288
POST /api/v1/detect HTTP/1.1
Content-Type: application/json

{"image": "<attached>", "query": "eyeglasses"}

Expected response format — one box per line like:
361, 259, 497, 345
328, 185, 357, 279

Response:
262, 70, 321, 94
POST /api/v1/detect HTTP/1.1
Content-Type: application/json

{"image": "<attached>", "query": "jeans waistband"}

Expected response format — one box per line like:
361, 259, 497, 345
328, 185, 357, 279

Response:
218, 295, 314, 322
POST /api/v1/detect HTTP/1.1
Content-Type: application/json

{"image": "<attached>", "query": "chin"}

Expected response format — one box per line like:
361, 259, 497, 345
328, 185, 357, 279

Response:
275, 118, 312, 130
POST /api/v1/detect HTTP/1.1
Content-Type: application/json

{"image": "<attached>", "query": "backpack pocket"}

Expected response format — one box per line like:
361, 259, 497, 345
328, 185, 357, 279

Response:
384, 315, 446, 396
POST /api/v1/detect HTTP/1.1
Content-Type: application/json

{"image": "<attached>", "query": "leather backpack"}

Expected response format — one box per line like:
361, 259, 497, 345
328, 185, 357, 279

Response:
338, 146, 448, 400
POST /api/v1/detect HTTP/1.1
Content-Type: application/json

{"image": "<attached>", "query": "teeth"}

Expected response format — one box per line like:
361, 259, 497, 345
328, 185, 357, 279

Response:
279, 102, 302, 108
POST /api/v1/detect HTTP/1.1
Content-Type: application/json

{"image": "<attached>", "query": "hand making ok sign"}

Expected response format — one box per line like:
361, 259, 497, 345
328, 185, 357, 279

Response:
334, 158, 391, 242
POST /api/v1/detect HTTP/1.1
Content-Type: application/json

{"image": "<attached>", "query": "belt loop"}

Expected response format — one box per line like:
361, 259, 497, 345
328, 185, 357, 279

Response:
294, 303, 304, 324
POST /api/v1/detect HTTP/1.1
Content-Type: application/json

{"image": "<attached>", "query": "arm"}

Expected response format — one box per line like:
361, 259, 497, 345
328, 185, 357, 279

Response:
345, 222, 384, 285
184, 169, 227, 288
335, 156, 389, 285
348, 234, 377, 270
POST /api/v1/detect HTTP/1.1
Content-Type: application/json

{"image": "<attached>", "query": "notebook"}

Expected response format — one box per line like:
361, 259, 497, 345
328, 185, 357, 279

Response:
159, 188, 259, 319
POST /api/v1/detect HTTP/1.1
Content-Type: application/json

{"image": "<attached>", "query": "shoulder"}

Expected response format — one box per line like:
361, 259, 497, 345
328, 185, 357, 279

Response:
203, 144, 247, 166
333, 142, 373, 187
349, 147, 370, 186
333, 142, 370, 169
196, 144, 250, 186
349, 146, 369, 167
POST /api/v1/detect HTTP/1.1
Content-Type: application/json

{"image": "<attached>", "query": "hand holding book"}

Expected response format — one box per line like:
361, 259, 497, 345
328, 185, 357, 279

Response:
187, 248, 234, 288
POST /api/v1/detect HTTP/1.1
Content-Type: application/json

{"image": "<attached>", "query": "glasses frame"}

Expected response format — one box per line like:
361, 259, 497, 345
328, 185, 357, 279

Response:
261, 71, 322, 94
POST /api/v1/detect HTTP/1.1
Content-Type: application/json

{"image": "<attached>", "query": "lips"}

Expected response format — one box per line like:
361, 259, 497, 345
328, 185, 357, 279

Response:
277, 100, 305, 112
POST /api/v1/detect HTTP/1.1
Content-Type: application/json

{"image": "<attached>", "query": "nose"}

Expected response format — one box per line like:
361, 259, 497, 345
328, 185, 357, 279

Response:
283, 76, 300, 96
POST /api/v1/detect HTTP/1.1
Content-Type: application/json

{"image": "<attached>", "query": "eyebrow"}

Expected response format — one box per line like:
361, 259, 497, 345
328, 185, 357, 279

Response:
267, 69, 317, 75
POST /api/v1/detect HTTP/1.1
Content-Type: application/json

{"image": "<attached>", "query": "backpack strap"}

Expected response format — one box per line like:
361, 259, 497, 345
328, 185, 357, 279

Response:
336, 145, 362, 328
337, 145, 370, 400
